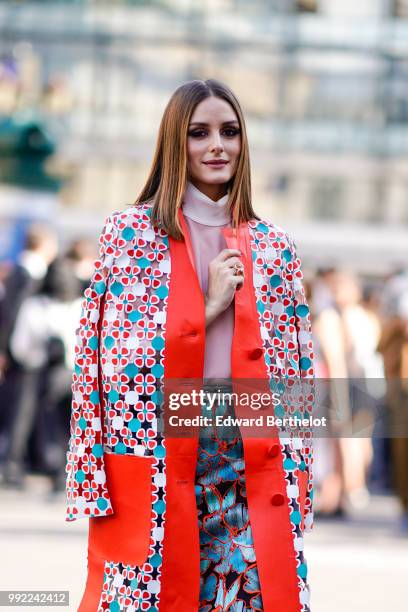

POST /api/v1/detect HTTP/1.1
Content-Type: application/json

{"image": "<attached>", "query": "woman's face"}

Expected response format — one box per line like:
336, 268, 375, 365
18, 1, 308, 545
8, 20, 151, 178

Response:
187, 96, 241, 200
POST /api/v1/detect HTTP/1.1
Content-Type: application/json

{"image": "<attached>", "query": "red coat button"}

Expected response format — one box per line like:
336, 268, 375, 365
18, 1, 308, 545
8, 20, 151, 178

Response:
249, 348, 263, 360
271, 493, 285, 506
268, 443, 280, 458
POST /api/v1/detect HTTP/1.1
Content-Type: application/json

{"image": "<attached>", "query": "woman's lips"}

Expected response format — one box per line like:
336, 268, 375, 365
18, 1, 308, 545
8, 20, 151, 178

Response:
203, 160, 228, 167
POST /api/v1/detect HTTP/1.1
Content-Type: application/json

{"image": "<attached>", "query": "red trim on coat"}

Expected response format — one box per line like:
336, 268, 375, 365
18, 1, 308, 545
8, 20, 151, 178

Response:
159, 209, 205, 611
222, 223, 302, 612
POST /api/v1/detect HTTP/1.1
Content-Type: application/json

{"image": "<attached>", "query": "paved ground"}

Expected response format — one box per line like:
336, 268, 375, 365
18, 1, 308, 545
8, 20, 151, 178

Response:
0, 476, 407, 611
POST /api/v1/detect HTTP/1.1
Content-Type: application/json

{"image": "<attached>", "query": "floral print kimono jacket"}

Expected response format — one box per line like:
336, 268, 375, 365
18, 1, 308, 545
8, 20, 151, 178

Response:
65, 201, 315, 612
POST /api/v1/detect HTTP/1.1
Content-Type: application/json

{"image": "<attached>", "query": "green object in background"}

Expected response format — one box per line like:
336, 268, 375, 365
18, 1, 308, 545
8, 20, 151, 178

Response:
0, 117, 62, 192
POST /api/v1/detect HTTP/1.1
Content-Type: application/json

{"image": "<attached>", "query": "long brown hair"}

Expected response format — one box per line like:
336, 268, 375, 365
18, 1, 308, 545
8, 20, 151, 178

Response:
133, 79, 260, 240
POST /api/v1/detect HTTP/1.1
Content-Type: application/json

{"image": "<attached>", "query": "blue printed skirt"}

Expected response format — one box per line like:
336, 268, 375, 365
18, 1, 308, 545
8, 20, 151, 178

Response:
195, 386, 264, 612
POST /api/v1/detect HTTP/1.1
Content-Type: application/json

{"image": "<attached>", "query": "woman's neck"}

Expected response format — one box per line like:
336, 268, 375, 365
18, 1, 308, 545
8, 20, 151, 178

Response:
182, 180, 231, 226
188, 179, 228, 202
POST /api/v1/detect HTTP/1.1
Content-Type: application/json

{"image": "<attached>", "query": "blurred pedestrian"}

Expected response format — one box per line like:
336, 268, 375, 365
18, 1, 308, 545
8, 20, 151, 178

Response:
377, 268, 408, 531
359, 285, 389, 493
309, 270, 348, 517
0, 224, 58, 474
2, 256, 81, 490
329, 270, 376, 510
65, 237, 97, 295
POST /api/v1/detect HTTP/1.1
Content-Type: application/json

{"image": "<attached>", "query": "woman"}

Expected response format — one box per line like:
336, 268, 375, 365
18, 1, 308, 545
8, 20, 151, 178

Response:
65, 79, 315, 612
7, 258, 81, 490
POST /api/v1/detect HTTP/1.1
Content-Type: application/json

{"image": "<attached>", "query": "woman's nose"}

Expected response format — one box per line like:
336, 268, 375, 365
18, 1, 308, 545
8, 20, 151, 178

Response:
209, 134, 223, 152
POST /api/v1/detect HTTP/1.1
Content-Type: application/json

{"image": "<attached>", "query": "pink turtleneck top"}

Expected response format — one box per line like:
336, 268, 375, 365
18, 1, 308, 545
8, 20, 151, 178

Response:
181, 181, 234, 380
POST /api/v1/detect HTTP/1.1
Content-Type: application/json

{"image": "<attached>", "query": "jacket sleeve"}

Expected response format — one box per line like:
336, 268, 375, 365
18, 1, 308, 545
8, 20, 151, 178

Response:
286, 233, 315, 533
65, 214, 119, 521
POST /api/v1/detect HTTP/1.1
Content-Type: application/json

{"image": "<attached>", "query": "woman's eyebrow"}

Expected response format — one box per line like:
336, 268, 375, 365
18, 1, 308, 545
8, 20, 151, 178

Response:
189, 120, 239, 127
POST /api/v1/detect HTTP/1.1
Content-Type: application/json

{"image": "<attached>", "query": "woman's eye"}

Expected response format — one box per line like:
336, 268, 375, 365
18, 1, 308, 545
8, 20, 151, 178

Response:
189, 130, 207, 138
223, 128, 240, 137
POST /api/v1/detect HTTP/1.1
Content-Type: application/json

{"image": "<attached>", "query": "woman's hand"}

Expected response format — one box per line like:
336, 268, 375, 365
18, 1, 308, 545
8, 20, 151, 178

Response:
205, 248, 244, 327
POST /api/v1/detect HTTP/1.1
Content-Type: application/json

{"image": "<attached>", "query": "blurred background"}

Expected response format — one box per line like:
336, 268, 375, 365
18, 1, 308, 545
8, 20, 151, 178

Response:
0, 1, 407, 611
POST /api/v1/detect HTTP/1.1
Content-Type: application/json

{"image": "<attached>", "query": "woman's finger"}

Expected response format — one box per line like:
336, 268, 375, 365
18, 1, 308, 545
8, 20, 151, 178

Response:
214, 248, 241, 262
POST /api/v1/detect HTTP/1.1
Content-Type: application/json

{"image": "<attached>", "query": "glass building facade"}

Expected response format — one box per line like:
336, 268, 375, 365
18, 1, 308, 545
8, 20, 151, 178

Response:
0, 0, 407, 272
